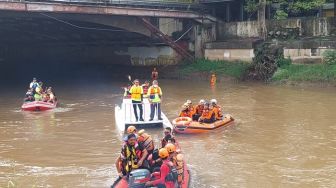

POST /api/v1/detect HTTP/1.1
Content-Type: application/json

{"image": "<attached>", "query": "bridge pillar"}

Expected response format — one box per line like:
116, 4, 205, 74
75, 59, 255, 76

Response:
194, 23, 217, 58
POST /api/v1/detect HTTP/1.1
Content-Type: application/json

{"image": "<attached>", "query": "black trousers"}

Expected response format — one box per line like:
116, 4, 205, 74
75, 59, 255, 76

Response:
150, 103, 161, 119
132, 100, 143, 120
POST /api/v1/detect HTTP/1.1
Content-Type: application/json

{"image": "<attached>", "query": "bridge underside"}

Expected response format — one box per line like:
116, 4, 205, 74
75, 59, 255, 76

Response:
0, 11, 157, 47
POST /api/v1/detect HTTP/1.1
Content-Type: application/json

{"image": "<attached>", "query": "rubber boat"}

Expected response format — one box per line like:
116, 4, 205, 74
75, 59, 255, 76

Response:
115, 98, 172, 132
173, 114, 234, 134
111, 143, 190, 188
21, 101, 57, 111
111, 163, 190, 188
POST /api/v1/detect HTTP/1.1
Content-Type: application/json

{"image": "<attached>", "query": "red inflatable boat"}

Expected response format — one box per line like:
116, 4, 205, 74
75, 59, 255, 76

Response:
21, 101, 57, 111
111, 164, 190, 188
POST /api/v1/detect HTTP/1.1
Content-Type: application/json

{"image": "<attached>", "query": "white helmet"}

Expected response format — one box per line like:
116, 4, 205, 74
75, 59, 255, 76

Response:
199, 99, 205, 104
210, 99, 217, 104
186, 100, 192, 104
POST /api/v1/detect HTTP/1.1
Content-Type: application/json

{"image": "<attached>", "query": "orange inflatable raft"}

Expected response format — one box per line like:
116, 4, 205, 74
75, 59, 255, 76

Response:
173, 114, 234, 134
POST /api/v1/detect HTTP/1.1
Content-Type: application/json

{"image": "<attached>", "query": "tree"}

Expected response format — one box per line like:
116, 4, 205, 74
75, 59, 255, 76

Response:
272, 0, 326, 19
244, 0, 259, 20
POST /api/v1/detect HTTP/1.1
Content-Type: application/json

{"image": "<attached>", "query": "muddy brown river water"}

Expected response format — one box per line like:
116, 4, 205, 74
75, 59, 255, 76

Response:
1, 79, 336, 188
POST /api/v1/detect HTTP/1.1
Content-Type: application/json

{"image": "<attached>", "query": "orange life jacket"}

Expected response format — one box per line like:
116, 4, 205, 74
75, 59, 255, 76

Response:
213, 106, 223, 120
195, 105, 204, 115
179, 110, 191, 118
210, 75, 216, 86
149, 86, 161, 95
200, 109, 214, 120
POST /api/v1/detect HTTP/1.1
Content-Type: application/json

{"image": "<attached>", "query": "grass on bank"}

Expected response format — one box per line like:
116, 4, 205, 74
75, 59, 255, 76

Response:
272, 64, 336, 82
178, 59, 251, 79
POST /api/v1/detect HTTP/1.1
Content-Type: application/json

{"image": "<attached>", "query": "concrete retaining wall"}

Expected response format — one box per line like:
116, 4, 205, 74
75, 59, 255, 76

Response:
217, 17, 335, 39
204, 49, 254, 62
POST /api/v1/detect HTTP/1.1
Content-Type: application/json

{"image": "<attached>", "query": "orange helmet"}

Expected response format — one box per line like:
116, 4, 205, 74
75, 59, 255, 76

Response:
159, 148, 169, 159
127, 126, 137, 134
165, 143, 176, 154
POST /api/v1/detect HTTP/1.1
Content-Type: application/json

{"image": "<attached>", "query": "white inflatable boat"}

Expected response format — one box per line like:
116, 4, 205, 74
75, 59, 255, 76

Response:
115, 98, 172, 132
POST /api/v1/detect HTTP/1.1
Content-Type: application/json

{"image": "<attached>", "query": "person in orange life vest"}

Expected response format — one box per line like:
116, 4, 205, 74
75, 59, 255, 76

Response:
141, 80, 150, 98
151, 67, 159, 81
198, 102, 215, 123
179, 104, 191, 118
147, 80, 163, 121
165, 143, 184, 185
137, 129, 155, 154
161, 127, 176, 148
145, 148, 176, 188
185, 100, 196, 117
115, 134, 148, 177
210, 73, 216, 86
210, 99, 223, 120
192, 99, 205, 121
129, 79, 144, 121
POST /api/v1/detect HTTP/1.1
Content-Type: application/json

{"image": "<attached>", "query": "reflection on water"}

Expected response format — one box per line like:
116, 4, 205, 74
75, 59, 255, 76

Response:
1, 79, 336, 188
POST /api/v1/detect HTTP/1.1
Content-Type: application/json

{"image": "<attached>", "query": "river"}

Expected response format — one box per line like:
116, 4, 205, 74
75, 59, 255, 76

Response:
1, 74, 336, 187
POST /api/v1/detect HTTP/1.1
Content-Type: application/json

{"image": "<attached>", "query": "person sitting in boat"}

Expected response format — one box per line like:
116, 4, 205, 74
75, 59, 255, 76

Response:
34, 87, 43, 101
211, 99, 223, 120
137, 129, 155, 155
161, 127, 176, 148
192, 99, 205, 121
165, 143, 184, 186
141, 80, 150, 98
198, 103, 215, 123
47, 87, 56, 103
126, 126, 154, 155
186, 100, 196, 117
115, 133, 148, 178
24, 88, 34, 102
29, 78, 39, 90
179, 104, 191, 118
145, 148, 177, 188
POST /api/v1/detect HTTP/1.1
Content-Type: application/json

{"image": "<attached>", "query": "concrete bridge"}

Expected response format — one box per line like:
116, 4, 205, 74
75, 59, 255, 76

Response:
0, 0, 221, 64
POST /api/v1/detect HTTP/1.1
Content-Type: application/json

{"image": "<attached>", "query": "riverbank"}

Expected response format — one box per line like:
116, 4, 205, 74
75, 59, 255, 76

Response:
161, 59, 250, 82
271, 64, 336, 86
160, 59, 336, 87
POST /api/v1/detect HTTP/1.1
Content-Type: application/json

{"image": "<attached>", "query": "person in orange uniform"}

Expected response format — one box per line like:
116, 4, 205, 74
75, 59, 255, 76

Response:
161, 127, 176, 148
198, 103, 215, 123
211, 99, 223, 120
165, 143, 184, 186
192, 99, 205, 121
145, 148, 176, 188
210, 73, 216, 86
151, 67, 159, 81
137, 129, 154, 154
179, 104, 191, 118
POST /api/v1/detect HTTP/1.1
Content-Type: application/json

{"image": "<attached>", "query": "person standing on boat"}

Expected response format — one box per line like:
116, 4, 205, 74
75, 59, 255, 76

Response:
148, 80, 163, 121
151, 67, 159, 81
129, 79, 144, 122
141, 80, 150, 98
29, 78, 39, 90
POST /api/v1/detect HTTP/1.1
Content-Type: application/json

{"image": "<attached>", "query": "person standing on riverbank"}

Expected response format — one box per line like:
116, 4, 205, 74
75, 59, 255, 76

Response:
148, 80, 163, 121
129, 79, 144, 122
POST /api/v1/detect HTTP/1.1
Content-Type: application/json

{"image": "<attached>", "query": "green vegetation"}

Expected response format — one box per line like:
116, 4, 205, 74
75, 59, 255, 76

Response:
244, 0, 326, 20
179, 59, 251, 79
272, 64, 336, 82
323, 50, 336, 65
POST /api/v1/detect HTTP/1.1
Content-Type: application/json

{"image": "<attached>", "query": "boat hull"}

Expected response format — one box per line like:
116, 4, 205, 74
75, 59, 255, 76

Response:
21, 101, 57, 111
173, 114, 234, 134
